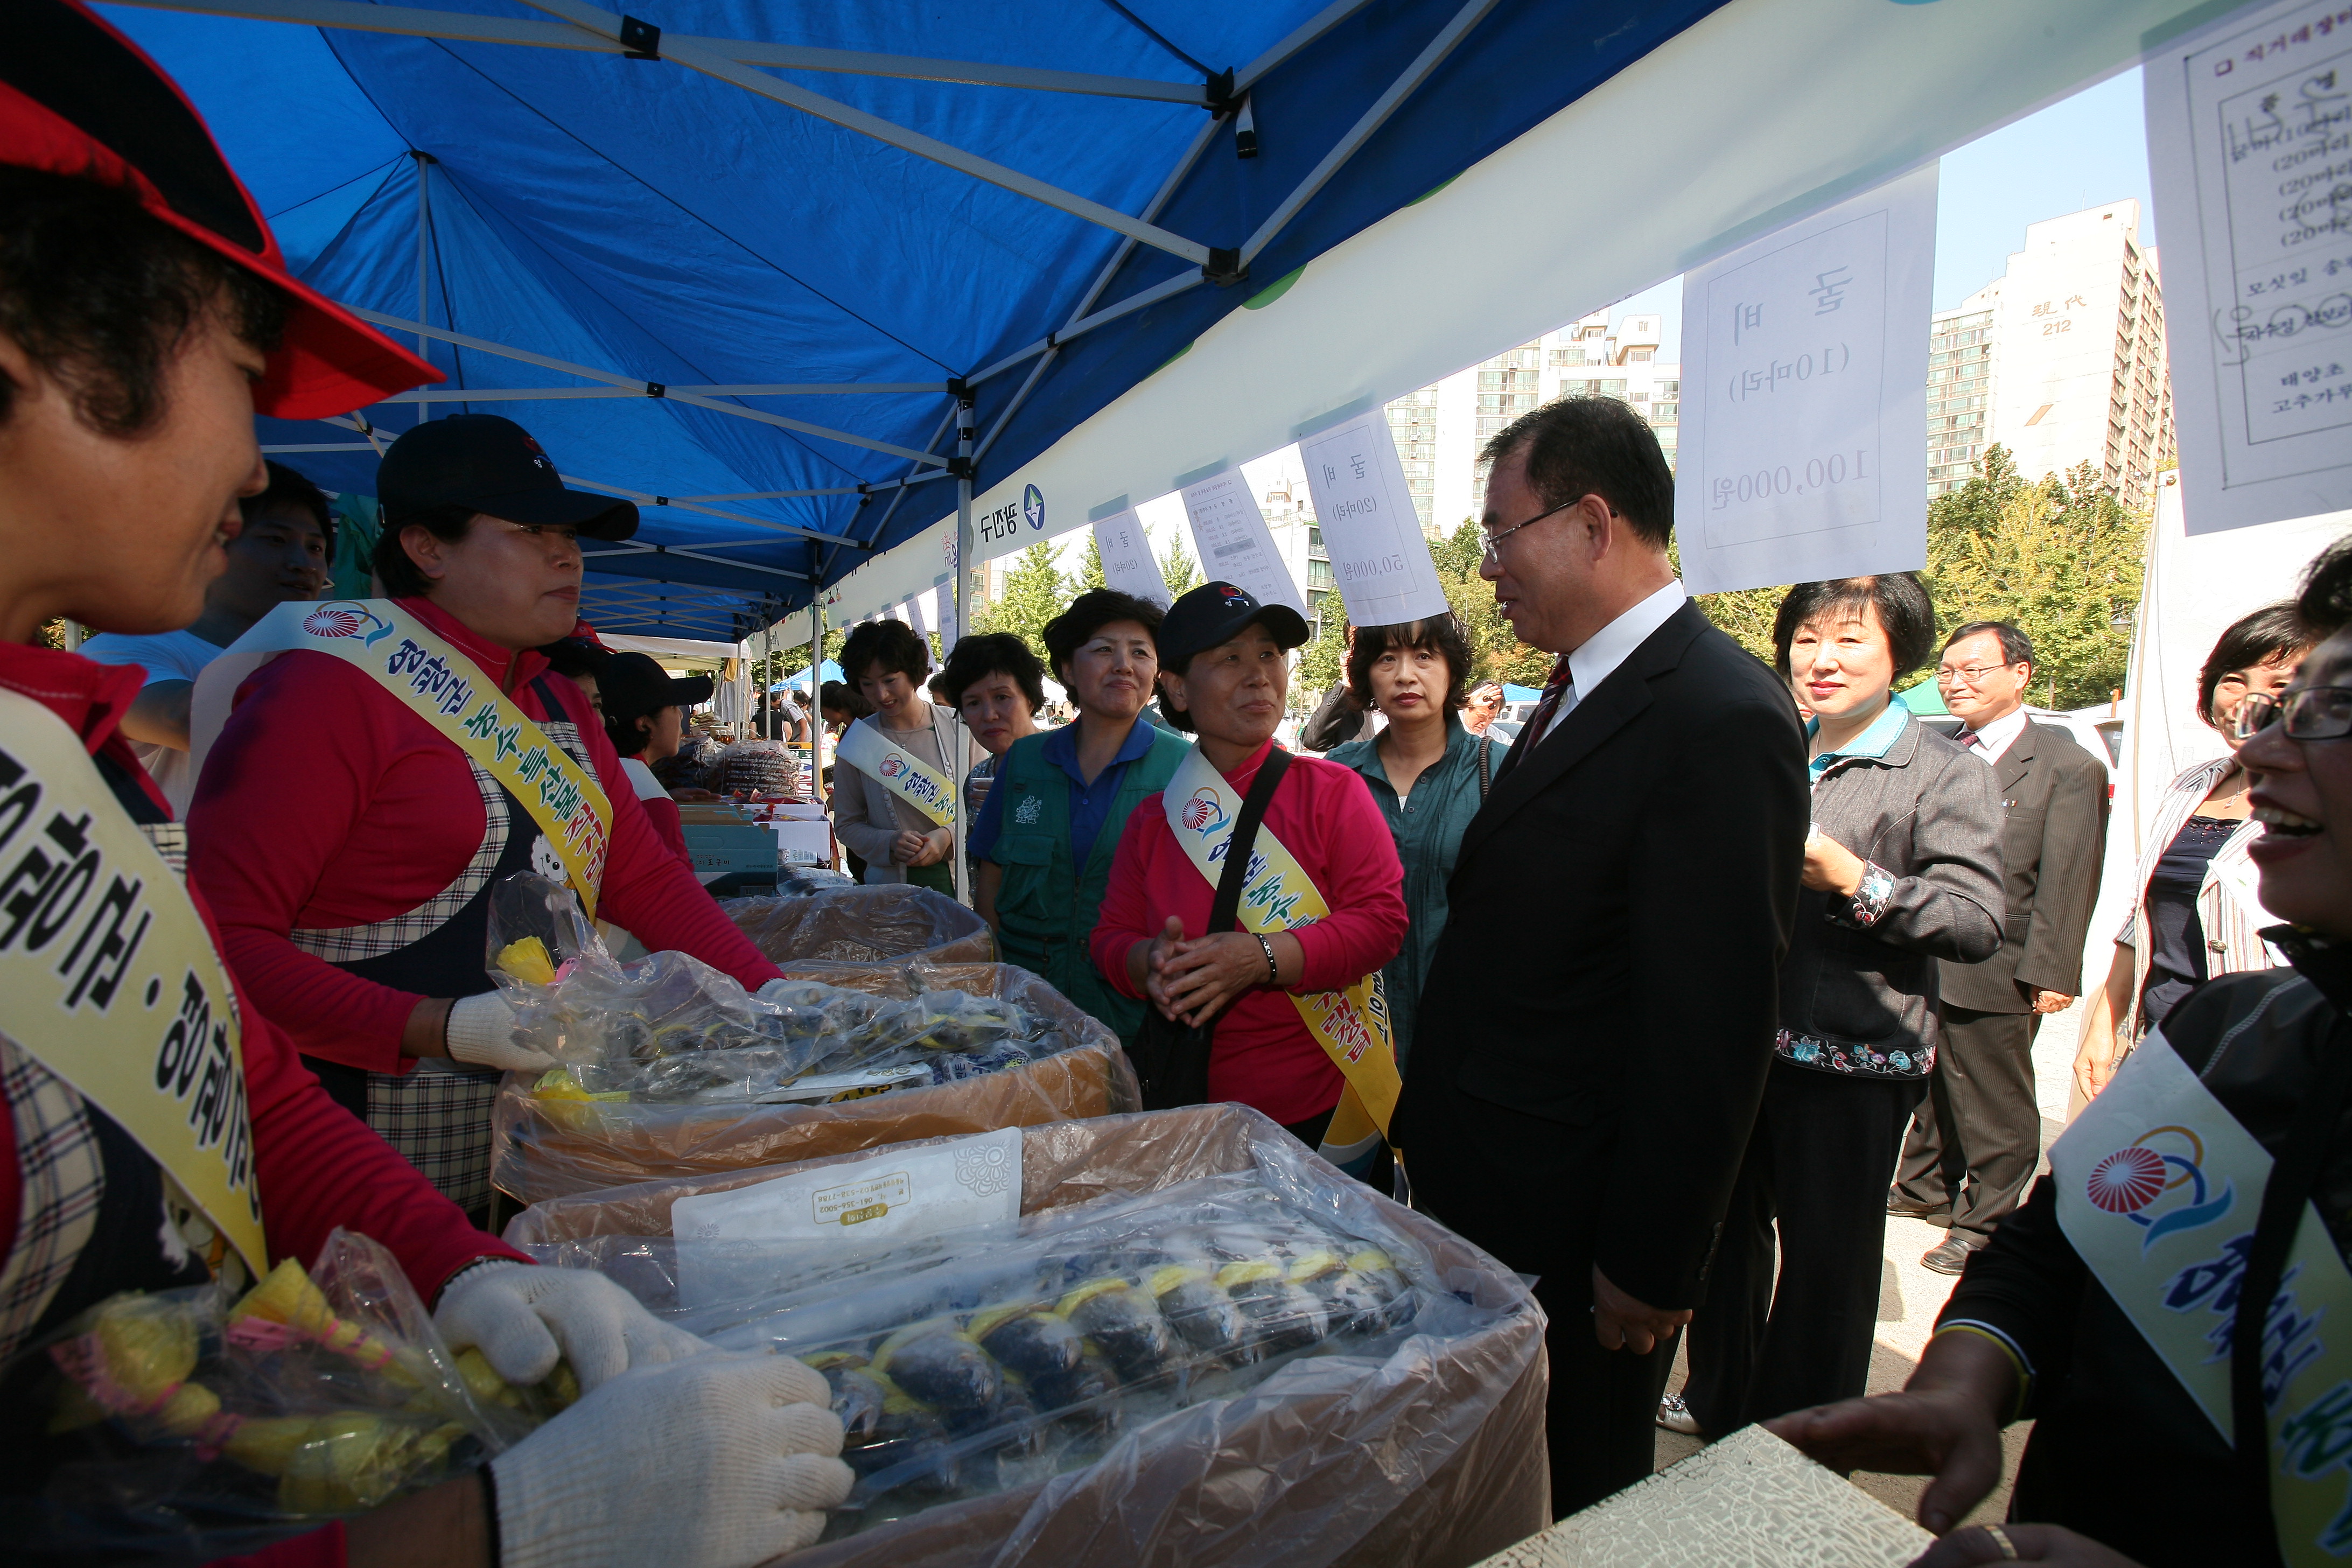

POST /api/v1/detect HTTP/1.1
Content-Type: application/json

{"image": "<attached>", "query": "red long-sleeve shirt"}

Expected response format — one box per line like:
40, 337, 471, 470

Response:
0, 643, 527, 1568
1090, 739, 1407, 1125
188, 599, 780, 1074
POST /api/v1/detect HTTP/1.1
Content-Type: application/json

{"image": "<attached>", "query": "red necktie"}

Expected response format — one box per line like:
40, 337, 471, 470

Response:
1959, 730, 1984, 751
1524, 655, 1575, 745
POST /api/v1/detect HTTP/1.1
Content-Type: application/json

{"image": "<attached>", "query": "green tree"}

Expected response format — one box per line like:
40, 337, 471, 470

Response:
972, 542, 1069, 663
1922, 459, 2145, 709
1428, 518, 1552, 685
1157, 526, 1199, 598
1295, 615, 1350, 709
1076, 533, 1107, 593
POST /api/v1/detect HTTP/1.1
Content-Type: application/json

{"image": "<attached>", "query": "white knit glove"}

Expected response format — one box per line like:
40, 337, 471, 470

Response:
493, 1352, 851, 1568
436, 1261, 710, 1392
445, 990, 558, 1074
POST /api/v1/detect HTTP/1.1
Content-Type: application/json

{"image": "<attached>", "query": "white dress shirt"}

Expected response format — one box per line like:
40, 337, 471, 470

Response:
1538, 579, 1689, 744
1955, 704, 2029, 765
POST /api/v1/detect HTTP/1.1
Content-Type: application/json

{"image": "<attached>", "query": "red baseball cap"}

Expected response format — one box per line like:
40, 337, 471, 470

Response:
2, 0, 442, 419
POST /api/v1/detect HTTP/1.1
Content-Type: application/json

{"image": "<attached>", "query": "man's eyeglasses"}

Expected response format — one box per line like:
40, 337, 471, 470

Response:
1480, 499, 1579, 568
1935, 662, 2022, 688
2234, 686, 2352, 743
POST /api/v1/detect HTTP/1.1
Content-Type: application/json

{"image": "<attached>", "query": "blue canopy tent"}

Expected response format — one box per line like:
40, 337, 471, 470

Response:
775, 660, 843, 694
104, 0, 2215, 644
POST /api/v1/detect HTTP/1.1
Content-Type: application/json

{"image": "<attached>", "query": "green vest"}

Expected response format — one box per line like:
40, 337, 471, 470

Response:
989, 723, 1189, 1045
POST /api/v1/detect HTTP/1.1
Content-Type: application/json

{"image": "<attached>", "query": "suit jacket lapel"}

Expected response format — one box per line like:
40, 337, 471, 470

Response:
1998, 724, 2038, 798
1458, 603, 1703, 865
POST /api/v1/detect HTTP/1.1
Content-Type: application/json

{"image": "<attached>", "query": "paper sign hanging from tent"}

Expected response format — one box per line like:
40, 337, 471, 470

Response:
1675, 164, 1937, 596
1091, 508, 1172, 605
2146, 0, 2352, 535
933, 582, 959, 648
899, 593, 928, 636
1179, 472, 1307, 613
1298, 412, 1451, 625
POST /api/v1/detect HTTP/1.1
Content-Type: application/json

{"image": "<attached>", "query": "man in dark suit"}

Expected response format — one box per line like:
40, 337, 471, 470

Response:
1393, 398, 1808, 1517
1891, 622, 2108, 1272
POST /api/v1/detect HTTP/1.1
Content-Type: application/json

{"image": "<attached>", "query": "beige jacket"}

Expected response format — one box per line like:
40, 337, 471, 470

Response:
829, 706, 978, 886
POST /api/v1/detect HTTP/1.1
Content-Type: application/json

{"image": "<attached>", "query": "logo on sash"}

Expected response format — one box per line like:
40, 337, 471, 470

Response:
1181, 789, 1226, 834
879, 754, 906, 779
2084, 1127, 2236, 1251
301, 604, 396, 645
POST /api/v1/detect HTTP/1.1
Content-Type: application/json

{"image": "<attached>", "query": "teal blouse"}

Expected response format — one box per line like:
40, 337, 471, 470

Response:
1326, 714, 1497, 1068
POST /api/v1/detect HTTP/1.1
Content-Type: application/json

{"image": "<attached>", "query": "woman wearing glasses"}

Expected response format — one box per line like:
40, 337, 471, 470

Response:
1768, 539, 2352, 1568
2070, 602, 2312, 1105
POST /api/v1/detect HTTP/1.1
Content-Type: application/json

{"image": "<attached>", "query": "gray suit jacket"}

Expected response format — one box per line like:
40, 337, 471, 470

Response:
1938, 719, 2110, 1013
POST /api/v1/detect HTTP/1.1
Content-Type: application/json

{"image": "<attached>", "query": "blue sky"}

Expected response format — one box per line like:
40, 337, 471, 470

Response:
1608, 66, 2155, 355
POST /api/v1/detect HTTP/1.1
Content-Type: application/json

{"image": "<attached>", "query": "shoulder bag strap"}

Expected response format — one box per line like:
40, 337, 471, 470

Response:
1478, 735, 1492, 800
1208, 747, 1293, 935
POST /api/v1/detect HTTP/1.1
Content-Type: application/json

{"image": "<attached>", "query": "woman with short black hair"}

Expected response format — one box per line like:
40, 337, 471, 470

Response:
831, 618, 977, 896
972, 590, 1188, 1043
2071, 601, 2313, 1102
1325, 614, 1496, 1068
1670, 572, 2004, 1439
938, 632, 1046, 862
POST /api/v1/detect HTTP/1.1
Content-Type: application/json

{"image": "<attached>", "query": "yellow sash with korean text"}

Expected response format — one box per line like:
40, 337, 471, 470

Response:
1163, 744, 1399, 1171
0, 686, 265, 1276
2053, 1028, 2352, 1564
219, 600, 612, 917
838, 717, 957, 828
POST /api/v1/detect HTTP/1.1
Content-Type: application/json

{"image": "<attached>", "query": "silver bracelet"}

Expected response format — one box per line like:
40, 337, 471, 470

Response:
1254, 933, 1279, 985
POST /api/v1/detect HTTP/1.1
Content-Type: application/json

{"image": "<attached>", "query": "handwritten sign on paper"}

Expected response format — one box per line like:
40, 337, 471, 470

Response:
1179, 471, 1308, 613
1298, 413, 1451, 625
933, 582, 959, 648
2148, 0, 2352, 533
1675, 164, 1937, 595
1091, 508, 1172, 605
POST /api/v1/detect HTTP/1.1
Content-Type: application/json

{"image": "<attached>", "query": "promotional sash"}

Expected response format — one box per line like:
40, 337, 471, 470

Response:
1162, 745, 1401, 1171
837, 718, 957, 828
0, 687, 265, 1275
2053, 1029, 2352, 1564
194, 600, 613, 918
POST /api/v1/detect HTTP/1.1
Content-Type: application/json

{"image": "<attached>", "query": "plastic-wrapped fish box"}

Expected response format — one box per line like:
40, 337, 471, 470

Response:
482, 877, 1136, 1205
504, 1104, 1549, 1568
722, 883, 996, 967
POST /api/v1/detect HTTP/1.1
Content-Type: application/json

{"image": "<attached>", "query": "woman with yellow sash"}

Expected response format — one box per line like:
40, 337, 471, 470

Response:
1090, 583, 1406, 1178
189, 415, 788, 1225
1770, 541, 2352, 1568
0, 11, 848, 1562
830, 618, 978, 899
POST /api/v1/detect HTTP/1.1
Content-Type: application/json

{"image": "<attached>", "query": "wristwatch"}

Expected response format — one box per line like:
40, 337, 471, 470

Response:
1254, 933, 1279, 985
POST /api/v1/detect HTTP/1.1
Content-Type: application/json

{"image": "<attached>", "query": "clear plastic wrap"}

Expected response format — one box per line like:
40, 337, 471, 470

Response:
0, 1230, 564, 1558
485, 878, 1139, 1204
722, 883, 996, 967
505, 1105, 1549, 1568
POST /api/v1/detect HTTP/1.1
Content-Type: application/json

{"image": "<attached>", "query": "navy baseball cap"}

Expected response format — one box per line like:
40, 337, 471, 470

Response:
377, 415, 638, 540
602, 652, 712, 716
1156, 580, 1311, 674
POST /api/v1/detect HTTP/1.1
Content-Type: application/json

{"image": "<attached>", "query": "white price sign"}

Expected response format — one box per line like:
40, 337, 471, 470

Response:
2148, 0, 2352, 534
933, 582, 958, 647
1180, 471, 1308, 614
1298, 412, 1451, 626
1676, 164, 1937, 595
1090, 507, 1172, 605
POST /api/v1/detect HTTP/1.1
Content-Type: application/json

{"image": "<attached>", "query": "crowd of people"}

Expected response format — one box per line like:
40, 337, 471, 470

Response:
4, 5, 2348, 1567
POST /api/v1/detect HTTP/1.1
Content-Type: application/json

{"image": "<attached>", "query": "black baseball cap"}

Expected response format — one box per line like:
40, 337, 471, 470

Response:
377, 415, 639, 540
601, 652, 713, 719
1157, 580, 1311, 674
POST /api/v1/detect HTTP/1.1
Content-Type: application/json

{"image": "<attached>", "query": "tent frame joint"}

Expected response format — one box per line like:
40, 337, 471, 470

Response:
944, 455, 976, 481
1202, 247, 1247, 287
618, 12, 658, 58
1204, 67, 1238, 118
644, 381, 667, 397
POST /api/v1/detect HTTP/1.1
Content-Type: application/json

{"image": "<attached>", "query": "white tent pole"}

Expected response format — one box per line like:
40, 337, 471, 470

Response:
1238, 0, 1500, 267
411, 150, 433, 419
1233, 0, 1380, 93
951, 394, 975, 907
383, 382, 950, 400
810, 600, 826, 810
348, 309, 951, 468
578, 543, 807, 579
115, 0, 1213, 104
551, 473, 860, 545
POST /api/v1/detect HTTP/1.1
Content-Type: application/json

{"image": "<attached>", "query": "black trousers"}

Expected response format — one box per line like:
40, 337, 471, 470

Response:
1683, 1060, 1923, 1434
1395, 1080, 1674, 1519
1893, 1006, 2043, 1241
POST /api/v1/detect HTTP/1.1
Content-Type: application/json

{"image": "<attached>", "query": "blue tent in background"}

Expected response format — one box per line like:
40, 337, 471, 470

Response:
775, 661, 844, 694
1502, 683, 1540, 702
101, 0, 1731, 639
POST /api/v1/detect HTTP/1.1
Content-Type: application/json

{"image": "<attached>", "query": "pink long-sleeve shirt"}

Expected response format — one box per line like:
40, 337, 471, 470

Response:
189, 598, 781, 1074
1090, 739, 1407, 1125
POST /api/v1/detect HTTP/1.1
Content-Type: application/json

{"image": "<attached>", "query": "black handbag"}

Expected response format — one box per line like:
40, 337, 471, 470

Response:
1129, 747, 1293, 1110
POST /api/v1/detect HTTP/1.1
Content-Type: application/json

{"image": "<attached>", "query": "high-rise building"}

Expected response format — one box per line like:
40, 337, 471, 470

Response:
1390, 309, 1682, 535
1926, 200, 2175, 503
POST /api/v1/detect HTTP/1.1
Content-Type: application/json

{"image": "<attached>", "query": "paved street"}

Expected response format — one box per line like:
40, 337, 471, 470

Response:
1653, 998, 2088, 1525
